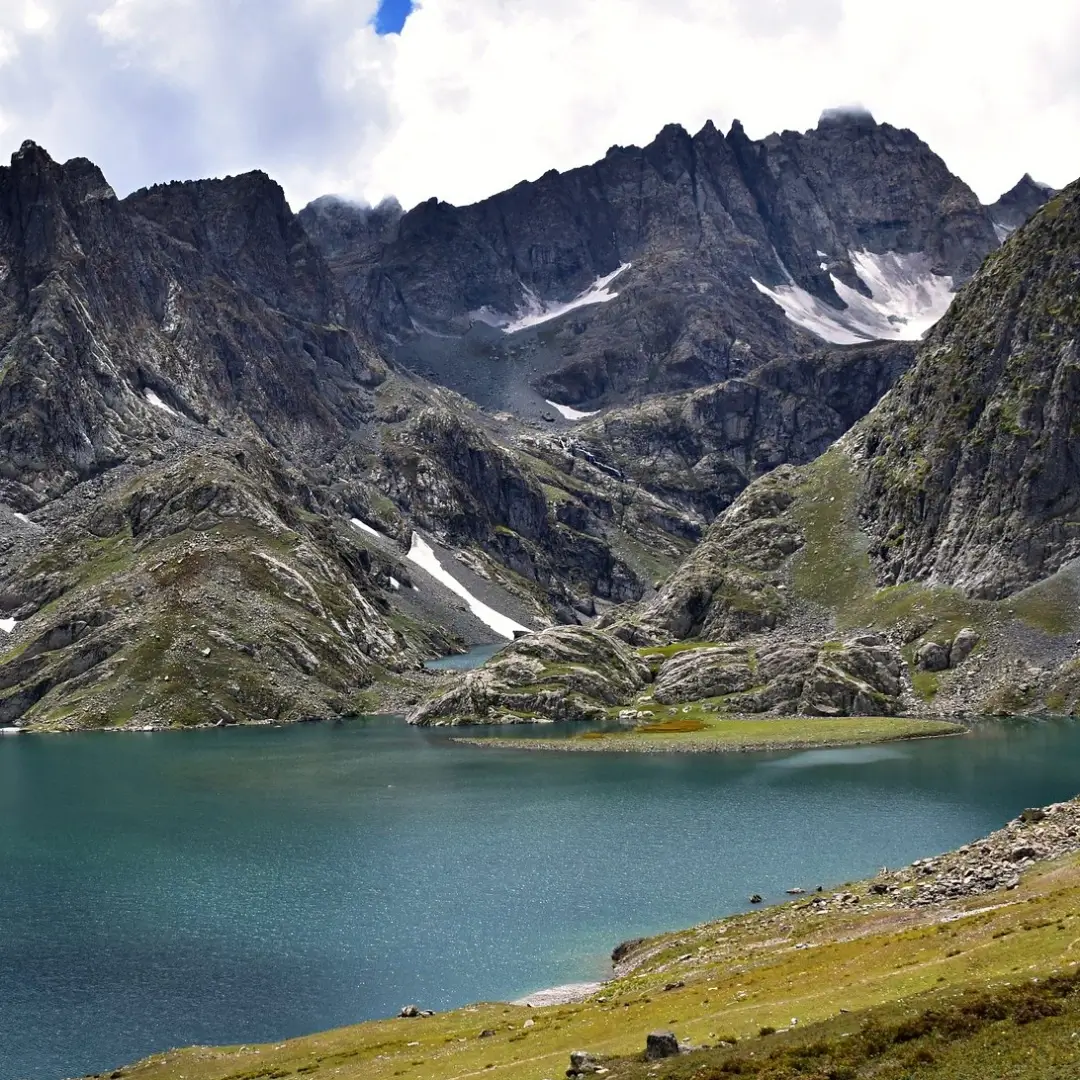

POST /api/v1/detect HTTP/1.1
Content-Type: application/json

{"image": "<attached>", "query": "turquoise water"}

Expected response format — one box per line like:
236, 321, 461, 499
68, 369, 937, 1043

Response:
3, 717, 1080, 1080
423, 643, 505, 670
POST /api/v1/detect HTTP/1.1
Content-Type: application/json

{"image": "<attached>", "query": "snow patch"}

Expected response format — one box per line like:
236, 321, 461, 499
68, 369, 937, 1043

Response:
993, 221, 1014, 243
545, 400, 601, 421
350, 517, 385, 540
819, 261, 828, 271
389, 576, 401, 590
474, 264, 631, 334
0, 618, 16, 634
406, 533, 529, 640
816, 250, 827, 258
752, 250, 955, 345
14, 513, 30, 524
144, 389, 180, 418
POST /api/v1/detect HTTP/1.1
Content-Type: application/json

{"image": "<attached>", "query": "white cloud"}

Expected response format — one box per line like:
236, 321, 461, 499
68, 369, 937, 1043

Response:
0, 0, 1077, 211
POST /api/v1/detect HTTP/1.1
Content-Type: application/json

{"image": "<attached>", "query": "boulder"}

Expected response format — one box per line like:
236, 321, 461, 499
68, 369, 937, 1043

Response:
645, 1031, 682, 1060
567, 1050, 602, 1075
915, 641, 950, 672
399, 1005, 420, 1018
950, 627, 980, 666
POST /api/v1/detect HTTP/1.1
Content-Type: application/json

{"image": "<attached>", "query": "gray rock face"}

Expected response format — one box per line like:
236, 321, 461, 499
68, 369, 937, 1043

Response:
857, 180, 1080, 598
407, 626, 651, 725
303, 113, 1002, 412
569, 340, 915, 520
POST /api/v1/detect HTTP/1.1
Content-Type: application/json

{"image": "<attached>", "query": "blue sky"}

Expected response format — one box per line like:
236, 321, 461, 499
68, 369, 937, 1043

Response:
374, 0, 414, 35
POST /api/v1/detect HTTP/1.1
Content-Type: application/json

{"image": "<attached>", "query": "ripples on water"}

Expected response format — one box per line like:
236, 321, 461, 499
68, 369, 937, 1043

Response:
2, 715, 1078, 1080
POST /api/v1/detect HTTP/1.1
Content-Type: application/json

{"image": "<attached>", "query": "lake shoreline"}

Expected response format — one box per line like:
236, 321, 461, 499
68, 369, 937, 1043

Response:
108, 792, 1080, 1080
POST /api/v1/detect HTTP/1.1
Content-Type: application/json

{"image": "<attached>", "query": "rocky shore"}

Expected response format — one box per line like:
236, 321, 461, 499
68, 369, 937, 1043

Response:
868, 799, 1080, 908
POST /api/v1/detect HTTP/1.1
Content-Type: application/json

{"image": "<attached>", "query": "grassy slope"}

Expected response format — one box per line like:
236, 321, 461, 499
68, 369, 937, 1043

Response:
454, 715, 964, 753
106, 840, 1080, 1080
791, 447, 1077, 637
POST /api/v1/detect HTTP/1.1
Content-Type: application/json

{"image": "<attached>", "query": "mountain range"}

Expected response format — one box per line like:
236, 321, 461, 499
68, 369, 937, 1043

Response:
0, 109, 1064, 730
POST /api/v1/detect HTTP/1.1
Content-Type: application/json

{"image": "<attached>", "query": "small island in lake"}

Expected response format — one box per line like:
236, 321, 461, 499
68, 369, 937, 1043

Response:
453, 713, 965, 753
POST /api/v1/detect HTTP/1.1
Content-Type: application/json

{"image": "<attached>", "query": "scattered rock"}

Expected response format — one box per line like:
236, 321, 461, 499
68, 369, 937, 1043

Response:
479, 1029, 496, 1039
567, 1050, 601, 1075
749, 894, 763, 904
645, 1031, 681, 1060
399, 1005, 420, 1018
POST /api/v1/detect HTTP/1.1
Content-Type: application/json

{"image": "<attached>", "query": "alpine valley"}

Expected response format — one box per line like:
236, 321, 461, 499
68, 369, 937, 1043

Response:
0, 108, 1069, 733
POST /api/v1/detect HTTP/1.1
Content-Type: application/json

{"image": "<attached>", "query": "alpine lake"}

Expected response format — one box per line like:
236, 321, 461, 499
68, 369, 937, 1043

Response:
4, 701, 1080, 1080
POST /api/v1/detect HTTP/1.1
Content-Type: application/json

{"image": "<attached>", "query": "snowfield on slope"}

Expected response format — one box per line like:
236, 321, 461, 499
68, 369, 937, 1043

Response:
545, 400, 600, 421
752, 250, 954, 345
472, 264, 631, 334
144, 389, 180, 417
406, 534, 530, 640
350, 517, 386, 540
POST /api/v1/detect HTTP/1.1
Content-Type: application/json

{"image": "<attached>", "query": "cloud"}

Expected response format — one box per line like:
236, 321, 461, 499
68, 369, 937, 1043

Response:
0, 0, 1078, 213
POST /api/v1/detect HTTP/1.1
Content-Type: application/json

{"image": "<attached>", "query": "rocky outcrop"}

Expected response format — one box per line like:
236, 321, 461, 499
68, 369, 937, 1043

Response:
874, 798, 1080, 907
304, 112, 1004, 413
406, 626, 650, 725
651, 635, 903, 717
608, 467, 805, 644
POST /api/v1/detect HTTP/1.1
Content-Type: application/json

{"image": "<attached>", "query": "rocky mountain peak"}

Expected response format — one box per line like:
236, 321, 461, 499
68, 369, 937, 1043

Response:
299, 194, 404, 259
301, 110, 1008, 416
988, 173, 1058, 233
125, 171, 339, 324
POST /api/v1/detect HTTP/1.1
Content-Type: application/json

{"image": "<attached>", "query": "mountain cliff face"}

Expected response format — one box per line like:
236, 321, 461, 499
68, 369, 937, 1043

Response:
0, 142, 704, 729
856, 183, 1080, 599
303, 110, 1012, 415
416, 177, 1080, 726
